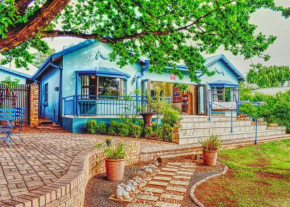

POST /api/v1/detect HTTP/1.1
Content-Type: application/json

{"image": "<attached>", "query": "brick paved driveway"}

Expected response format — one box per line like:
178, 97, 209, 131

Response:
0, 132, 179, 202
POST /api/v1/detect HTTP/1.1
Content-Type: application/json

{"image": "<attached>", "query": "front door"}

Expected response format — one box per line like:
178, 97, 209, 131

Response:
197, 85, 206, 115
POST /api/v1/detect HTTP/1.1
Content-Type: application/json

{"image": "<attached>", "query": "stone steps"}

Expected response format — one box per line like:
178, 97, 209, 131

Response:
178, 130, 286, 144
180, 125, 268, 137
181, 120, 253, 128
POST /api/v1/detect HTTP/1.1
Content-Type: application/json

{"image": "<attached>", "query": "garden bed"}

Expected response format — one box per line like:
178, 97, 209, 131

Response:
84, 156, 224, 207
195, 139, 290, 207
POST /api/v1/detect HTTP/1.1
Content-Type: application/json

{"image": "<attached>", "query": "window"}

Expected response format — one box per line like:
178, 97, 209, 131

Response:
44, 83, 48, 102
81, 76, 124, 97
212, 87, 224, 102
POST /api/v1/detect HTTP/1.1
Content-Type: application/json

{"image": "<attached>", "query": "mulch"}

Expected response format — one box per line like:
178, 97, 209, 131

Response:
84, 157, 224, 207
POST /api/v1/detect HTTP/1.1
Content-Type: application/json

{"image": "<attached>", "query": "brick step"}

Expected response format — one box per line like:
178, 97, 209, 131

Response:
180, 125, 268, 137
178, 130, 286, 144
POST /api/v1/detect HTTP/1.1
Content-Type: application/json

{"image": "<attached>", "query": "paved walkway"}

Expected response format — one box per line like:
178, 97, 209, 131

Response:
0, 132, 177, 202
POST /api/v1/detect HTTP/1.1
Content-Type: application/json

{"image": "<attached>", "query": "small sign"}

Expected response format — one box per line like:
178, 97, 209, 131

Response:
170, 74, 176, 80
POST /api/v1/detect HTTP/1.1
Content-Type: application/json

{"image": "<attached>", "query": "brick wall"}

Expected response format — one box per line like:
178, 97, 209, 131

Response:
30, 83, 39, 127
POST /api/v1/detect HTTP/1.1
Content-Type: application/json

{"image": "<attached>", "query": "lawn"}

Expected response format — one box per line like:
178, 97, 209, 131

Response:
195, 139, 290, 207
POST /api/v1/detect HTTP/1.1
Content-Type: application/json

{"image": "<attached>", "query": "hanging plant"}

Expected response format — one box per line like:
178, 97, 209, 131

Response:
173, 83, 188, 92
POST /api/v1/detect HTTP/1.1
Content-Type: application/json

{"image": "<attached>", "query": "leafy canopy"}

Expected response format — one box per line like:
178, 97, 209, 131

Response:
0, 0, 289, 81
247, 65, 290, 88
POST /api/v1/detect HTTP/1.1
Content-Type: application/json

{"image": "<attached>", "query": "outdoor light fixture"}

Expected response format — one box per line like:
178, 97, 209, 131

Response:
91, 76, 96, 80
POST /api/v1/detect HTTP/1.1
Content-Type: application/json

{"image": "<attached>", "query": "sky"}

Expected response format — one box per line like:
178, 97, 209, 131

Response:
42, 0, 290, 77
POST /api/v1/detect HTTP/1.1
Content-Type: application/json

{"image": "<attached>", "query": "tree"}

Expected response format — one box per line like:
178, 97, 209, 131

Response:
247, 65, 290, 88
0, 0, 289, 81
32, 48, 56, 68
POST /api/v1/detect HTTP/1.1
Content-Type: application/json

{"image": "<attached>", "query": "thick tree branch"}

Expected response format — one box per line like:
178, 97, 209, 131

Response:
0, 0, 71, 52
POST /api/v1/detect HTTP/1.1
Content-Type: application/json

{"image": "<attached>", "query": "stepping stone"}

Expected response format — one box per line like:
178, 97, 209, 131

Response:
142, 187, 164, 194
161, 193, 184, 201
158, 171, 175, 176
176, 171, 192, 175
148, 181, 168, 187
173, 175, 191, 180
165, 165, 179, 169
166, 186, 187, 193
162, 168, 178, 172
170, 180, 189, 186
155, 202, 181, 207
179, 168, 195, 172
167, 163, 182, 166
181, 165, 195, 168
181, 163, 195, 166
127, 204, 152, 207
153, 176, 171, 181
135, 195, 158, 201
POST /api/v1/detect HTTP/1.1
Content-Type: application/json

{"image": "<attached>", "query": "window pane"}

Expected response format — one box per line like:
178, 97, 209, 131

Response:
98, 77, 120, 96
81, 76, 97, 97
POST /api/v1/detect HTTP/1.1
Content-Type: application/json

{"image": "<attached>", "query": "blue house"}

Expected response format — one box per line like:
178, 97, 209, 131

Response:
32, 40, 245, 132
0, 65, 33, 84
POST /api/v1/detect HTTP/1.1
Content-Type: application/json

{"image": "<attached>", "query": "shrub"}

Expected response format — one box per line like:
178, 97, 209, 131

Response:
161, 105, 181, 127
108, 120, 119, 136
137, 119, 144, 127
98, 121, 108, 134
130, 124, 142, 138
118, 122, 130, 137
144, 126, 154, 138
161, 124, 174, 142
156, 127, 163, 141
152, 122, 158, 132
86, 120, 98, 134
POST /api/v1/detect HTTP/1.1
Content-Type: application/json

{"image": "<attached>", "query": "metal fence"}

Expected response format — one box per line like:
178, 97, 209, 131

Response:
0, 84, 30, 124
63, 95, 150, 116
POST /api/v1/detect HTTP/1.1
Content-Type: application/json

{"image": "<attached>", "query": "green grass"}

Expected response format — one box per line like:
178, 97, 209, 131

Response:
199, 139, 290, 207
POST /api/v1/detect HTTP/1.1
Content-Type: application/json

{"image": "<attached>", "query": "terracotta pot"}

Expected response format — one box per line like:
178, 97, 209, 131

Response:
203, 150, 218, 166
140, 112, 154, 127
269, 123, 278, 127
105, 158, 125, 181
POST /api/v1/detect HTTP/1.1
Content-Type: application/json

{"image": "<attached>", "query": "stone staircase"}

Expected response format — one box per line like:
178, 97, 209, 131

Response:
173, 115, 288, 145
37, 118, 68, 133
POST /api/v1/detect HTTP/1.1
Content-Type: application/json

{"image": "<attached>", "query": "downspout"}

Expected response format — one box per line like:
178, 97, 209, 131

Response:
136, 60, 150, 90
48, 60, 63, 125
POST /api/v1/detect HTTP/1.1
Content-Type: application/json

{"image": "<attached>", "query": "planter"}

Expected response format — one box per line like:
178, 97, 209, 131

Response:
269, 123, 278, 127
105, 158, 125, 181
203, 150, 218, 166
140, 112, 154, 127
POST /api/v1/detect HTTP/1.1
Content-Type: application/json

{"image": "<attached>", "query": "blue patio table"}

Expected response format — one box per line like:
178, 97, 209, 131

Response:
0, 108, 16, 148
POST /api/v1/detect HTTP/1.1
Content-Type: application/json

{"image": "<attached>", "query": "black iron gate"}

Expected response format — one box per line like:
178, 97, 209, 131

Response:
0, 84, 30, 124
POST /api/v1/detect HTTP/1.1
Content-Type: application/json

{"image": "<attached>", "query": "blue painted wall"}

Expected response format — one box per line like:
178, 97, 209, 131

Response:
40, 67, 60, 122
0, 70, 27, 84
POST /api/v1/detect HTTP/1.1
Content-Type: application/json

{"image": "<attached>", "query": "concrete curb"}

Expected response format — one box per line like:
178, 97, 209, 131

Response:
189, 162, 228, 207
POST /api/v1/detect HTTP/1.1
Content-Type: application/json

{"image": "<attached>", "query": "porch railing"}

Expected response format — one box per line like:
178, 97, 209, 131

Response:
208, 101, 259, 144
63, 95, 149, 116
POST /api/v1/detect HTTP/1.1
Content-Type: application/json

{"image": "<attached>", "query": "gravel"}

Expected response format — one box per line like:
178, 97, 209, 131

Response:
84, 158, 224, 207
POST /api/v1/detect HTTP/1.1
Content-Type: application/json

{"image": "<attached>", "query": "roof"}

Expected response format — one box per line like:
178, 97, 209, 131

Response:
33, 39, 96, 79
208, 80, 239, 87
0, 65, 32, 79
204, 54, 246, 81
255, 87, 290, 95
32, 39, 246, 81
75, 67, 131, 79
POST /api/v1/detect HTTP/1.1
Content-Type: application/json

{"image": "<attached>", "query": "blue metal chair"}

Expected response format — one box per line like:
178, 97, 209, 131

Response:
10, 107, 26, 142
0, 108, 16, 148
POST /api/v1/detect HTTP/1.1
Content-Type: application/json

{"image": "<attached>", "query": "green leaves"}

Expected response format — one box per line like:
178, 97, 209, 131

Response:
247, 65, 290, 88
0, 0, 289, 80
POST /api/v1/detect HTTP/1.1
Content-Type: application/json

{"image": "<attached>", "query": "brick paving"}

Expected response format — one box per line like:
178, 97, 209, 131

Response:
0, 132, 177, 202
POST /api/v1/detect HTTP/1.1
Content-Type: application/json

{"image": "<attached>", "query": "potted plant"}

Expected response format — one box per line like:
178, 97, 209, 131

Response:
95, 140, 131, 181
199, 134, 223, 166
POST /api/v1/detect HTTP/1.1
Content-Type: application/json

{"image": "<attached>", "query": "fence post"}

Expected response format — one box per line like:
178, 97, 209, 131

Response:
30, 84, 39, 127
254, 119, 258, 144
